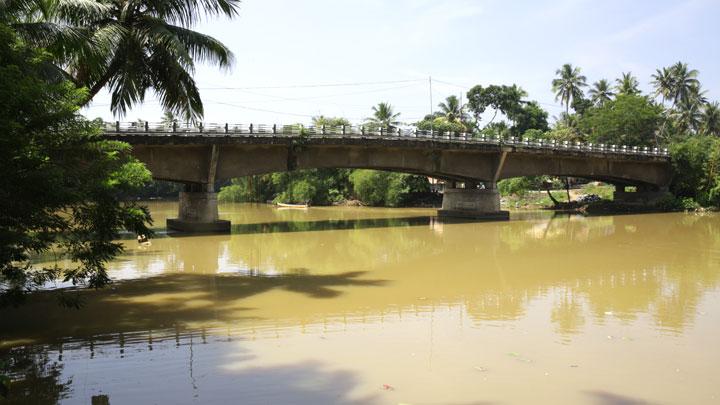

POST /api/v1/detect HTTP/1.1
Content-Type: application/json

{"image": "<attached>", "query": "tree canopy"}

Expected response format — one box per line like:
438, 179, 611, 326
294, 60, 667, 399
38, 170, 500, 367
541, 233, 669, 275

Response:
0, 25, 152, 306
466, 84, 527, 127
579, 94, 662, 146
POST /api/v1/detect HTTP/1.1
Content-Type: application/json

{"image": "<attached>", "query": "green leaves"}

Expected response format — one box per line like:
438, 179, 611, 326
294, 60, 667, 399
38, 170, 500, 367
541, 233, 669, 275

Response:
579, 94, 662, 146
466, 84, 526, 119
6, 0, 239, 121
552, 63, 587, 114
0, 26, 152, 306
366, 102, 401, 129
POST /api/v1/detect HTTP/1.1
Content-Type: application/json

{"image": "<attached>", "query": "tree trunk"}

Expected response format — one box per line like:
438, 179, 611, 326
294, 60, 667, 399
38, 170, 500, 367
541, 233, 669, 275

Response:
565, 177, 572, 203
545, 189, 560, 207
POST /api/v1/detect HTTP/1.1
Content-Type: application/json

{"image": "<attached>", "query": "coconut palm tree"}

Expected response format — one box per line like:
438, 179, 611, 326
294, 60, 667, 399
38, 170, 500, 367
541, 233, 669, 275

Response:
588, 79, 614, 106
366, 102, 401, 129
615, 72, 640, 95
700, 102, 720, 137
669, 62, 699, 106
672, 97, 703, 134
438, 95, 464, 122
7, 0, 239, 121
552, 63, 587, 115
651, 67, 675, 105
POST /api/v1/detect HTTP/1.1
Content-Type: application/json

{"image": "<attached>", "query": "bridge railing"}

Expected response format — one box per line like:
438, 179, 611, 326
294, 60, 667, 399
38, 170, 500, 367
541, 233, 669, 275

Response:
103, 122, 669, 157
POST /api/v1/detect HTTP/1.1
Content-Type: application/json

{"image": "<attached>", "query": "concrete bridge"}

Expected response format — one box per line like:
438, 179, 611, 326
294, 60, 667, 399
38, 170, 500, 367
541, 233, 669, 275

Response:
105, 122, 672, 232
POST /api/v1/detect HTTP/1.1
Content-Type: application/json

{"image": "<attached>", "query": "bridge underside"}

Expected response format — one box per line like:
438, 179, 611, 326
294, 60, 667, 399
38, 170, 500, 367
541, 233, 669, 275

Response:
123, 138, 671, 232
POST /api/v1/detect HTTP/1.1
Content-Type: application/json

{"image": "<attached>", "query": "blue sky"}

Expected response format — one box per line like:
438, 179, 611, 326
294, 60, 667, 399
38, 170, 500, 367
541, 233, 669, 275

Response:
84, 0, 720, 125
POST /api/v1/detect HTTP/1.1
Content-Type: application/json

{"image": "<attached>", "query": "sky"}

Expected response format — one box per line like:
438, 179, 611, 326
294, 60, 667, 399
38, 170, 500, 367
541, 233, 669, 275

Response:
83, 0, 720, 126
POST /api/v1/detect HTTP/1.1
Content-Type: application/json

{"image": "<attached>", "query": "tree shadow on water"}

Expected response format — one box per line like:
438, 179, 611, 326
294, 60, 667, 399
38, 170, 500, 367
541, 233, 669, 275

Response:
584, 390, 660, 405
1, 270, 388, 345
207, 360, 380, 405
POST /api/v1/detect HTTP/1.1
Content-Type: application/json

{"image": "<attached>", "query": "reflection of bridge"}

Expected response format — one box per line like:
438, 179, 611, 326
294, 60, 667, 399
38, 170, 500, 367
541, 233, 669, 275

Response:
105, 122, 672, 232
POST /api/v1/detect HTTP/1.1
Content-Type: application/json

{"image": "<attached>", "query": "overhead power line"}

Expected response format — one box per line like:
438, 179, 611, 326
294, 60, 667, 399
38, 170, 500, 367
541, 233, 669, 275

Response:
205, 100, 317, 118
229, 83, 421, 103
199, 78, 425, 90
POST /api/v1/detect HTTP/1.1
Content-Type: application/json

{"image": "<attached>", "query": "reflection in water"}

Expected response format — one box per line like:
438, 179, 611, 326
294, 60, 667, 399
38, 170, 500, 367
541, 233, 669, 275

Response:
2, 204, 720, 404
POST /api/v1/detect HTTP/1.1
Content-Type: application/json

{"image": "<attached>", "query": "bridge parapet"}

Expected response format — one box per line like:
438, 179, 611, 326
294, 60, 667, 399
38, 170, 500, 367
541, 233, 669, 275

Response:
104, 122, 670, 158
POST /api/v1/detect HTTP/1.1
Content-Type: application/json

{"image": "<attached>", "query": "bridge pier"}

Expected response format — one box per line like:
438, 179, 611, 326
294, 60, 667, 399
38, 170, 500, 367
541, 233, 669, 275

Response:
167, 189, 231, 233
613, 185, 671, 206
437, 183, 510, 220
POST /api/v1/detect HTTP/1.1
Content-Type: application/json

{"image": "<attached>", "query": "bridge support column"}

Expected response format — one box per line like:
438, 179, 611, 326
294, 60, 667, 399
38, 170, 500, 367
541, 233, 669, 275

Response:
613, 185, 671, 206
437, 183, 509, 220
167, 190, 231, 233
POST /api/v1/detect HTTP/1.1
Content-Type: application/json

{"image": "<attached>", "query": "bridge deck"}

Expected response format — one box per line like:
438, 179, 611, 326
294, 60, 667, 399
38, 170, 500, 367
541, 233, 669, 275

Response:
104, 122, 670, 162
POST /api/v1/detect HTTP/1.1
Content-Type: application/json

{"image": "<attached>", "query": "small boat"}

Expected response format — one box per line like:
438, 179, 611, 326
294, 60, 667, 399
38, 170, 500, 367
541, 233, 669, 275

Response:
276, 202, 310, 209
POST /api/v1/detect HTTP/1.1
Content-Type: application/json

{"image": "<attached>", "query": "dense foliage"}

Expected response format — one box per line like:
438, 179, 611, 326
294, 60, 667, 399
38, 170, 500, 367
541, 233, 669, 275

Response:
349, 170, 431, 207
219, 168, 431, 207
0, 26, 152, 306
579, 94, 662, 146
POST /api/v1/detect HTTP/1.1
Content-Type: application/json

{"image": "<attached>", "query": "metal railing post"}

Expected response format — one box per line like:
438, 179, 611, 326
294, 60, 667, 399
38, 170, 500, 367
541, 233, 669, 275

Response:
249, 123, 253, 134
144, 121, 149, 132
115, 121, 120, 132
224, 123, 228, 133
172, 122, 177, 132
272, 124, 277, 134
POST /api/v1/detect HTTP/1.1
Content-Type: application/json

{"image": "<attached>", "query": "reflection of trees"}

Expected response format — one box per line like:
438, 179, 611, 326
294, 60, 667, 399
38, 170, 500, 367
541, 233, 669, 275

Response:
551, 290, 586, 336
0, 347, 71, 404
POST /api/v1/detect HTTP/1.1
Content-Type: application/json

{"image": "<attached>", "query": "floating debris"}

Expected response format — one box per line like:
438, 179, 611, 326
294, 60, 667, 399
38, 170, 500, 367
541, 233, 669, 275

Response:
382, 384, 395, 391
474, 366, 488, 372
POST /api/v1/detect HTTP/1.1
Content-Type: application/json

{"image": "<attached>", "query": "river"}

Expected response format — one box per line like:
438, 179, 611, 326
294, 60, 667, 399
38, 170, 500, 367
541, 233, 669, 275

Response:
2, 203, 720, 404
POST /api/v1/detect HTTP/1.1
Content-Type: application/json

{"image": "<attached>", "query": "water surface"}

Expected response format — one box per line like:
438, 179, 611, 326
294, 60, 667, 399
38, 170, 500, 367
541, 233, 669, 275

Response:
2, 203, 720, 404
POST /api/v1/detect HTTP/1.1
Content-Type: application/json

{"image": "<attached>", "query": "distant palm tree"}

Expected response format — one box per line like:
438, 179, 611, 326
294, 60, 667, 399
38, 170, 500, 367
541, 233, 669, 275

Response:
438, 95, 464, 122
552, 64, 587, 115
615, 72, 640, 95
700, 102, 720, 136
669, 62, 700, 106
161, 111, 177, 126
588, 80, 614, 106
8, 0, 239, 121
672, 97, 703, 133
651, 67, 675, 105
366, 102, 401, 129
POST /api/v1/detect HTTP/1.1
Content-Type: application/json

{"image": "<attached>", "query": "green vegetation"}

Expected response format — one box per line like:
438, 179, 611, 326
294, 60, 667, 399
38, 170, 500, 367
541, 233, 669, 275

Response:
579, 94, 663, 146
365, 102, 401, 130
667, 136, 720, 206
0, 26, 152, 306
349, 170, 431, 207
1, 0, 238, 311
219, 168, 432, 207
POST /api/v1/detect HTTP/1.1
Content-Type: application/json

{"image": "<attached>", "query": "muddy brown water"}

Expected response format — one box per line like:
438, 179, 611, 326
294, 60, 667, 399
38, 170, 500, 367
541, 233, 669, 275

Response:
2, 203, 720, 404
